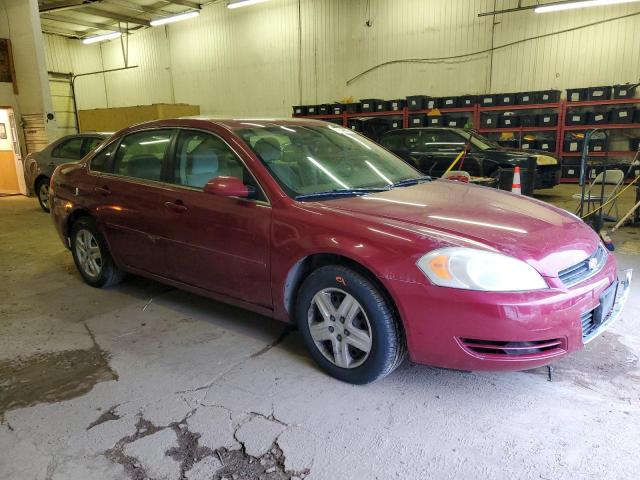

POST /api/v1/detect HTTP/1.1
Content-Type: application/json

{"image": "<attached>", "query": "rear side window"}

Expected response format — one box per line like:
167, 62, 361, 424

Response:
83, 137, 105, 155
112, 130, 173, 181
52, 137, 84, 160
90, 142, 118, 173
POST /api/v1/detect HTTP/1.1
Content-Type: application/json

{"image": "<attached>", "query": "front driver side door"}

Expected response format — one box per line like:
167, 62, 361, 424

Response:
160, 129, 272, 308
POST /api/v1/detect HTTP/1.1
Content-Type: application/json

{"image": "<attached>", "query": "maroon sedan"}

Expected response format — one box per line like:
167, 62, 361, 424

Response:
50, 118, 631, 384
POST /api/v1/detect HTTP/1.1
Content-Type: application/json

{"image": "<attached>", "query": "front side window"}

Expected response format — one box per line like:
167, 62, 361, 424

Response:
237, 124, 422, 198
173, 130, 265, 200
112, 130, 173, 181
53, 137, 84, 160
90, 141, 118, 173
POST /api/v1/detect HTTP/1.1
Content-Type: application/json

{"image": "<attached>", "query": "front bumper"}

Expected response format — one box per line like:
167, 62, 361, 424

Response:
535, 164, 561, 189
387, 254, 631, 371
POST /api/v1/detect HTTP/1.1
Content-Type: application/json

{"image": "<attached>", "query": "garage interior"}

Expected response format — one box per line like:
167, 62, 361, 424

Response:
2, 1, 640, 479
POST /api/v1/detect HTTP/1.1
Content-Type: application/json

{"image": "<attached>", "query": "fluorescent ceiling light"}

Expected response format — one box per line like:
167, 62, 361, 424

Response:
535, 0, 640, 13
150, 10, 199, 26
228, 0, 270, 9
82, 31, 121, 44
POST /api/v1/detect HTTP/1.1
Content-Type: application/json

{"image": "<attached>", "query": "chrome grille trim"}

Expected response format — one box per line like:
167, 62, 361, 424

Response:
558, 245, 607, 287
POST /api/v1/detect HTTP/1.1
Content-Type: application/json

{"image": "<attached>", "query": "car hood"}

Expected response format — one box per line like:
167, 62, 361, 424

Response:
320, 180, 600, 277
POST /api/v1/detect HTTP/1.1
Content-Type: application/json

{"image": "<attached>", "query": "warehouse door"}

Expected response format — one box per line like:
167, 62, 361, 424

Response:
0, 107, 22, 194
22, 114, 49, 155
48, 74, 77, 138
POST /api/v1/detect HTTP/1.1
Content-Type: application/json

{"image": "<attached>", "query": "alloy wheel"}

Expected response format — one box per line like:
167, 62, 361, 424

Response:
307, 288, 372, 368
39, 183, 49, 210
75, 229, 103, 279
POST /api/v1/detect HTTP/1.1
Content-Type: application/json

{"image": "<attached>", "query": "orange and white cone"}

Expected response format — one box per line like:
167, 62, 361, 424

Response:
511, 166, 522, 195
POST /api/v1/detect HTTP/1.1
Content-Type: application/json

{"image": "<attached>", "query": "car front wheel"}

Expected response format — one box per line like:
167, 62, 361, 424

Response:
70, 216, 124, 288
36, 177, 50, 212
295, 265, 406, 384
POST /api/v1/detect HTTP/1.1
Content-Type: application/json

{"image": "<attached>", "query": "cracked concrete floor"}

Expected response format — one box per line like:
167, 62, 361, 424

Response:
1, 192, 640, 480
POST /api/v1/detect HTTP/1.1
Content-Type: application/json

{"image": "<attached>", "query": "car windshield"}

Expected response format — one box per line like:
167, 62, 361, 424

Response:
236, 124, 425, 199
463, 131, 501, 150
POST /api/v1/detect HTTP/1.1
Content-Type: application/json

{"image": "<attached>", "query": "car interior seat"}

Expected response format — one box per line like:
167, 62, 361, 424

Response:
185, 150, 219, 188
254, 137, 301, 189
125, 155, 162, 181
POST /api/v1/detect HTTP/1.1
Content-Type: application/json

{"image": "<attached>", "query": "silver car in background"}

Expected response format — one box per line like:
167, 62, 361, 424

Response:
24, 132, 111, 212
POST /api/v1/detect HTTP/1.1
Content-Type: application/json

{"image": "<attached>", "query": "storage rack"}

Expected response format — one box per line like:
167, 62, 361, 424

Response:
293, 94, 640, 184
476, 102, 563, 156
558, 97, 640, 183
292, 105, 480, 130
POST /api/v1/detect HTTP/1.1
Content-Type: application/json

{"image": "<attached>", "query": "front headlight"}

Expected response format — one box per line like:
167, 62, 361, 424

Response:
417, 247, 548, 291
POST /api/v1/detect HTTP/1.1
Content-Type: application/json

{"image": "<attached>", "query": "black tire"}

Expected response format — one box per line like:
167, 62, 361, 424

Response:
70, 216, 125, 288
36, 177, 50, 213
295, 265, 406, 384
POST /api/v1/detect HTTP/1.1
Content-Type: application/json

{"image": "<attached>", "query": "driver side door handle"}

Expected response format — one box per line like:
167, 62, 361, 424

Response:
164, 200, 187, 213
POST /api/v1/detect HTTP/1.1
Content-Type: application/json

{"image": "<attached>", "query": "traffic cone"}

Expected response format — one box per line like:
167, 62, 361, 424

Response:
511, 166, 522, 195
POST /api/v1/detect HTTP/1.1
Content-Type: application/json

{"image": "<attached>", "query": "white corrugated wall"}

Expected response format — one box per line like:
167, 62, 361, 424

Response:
43, 0, 640, 118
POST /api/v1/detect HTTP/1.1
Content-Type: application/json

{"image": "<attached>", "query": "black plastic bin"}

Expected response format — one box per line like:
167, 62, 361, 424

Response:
537, 113, 558, 126
610, 106, 635, 124
538, 139, 556, 152
562, 165, 580, 180
566, 88, 589, 102
516, 92, 536, 105
563, 139, 584, 153
425, 98, 438, 109
496, 93, 516, 106
589, 139, 607, 152
332, 104, 344, 115
389, 99, 406, 111
586, 111, 610, 124
374, 100, 390, 112
635, 109, 640, 124
480, 113, 499, 128
445, 116, 467, 127
406, 95, 428, 111
408, 114, 426, 127
628, 138, 640, 151
613, 84, 638, 99
521, 139, 538, 150
318, 104, 330, 115
440, 97, 459, 108
345, 103, 361, 114
537, 90, 561, 103
459, 95, 476, 107
306, 105, 318, 115
565, 111, 586, 125
292, 105, 306, 116
360, 99, 381, 113
388, 116, 403, 129
347, 118, 362, 131
588, 86, 612, 101
426, 116, 444, 126
519, 114, 536, 127
498, 115, 520, 128
479, 95, 495, 106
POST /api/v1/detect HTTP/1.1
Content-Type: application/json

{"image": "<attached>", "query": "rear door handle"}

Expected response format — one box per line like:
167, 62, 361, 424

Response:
94, 186, 111, 195
164, 201, 187, 213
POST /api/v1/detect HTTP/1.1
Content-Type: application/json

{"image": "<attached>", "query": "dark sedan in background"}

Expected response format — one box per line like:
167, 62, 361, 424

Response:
23, 132, 110, 212
379, 128, 561, 196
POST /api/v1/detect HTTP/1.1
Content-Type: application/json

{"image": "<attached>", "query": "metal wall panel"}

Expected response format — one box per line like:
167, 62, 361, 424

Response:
42, 1, 640, 118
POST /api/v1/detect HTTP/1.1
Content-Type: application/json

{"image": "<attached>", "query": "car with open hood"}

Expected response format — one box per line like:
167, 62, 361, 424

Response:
49, 118, 630, 384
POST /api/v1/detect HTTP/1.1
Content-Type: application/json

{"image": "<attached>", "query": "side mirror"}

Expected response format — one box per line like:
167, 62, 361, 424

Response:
203, 176, 250, 198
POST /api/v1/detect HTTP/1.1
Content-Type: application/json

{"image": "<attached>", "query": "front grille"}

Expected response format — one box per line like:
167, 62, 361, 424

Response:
580, 310, 598, 339
460, 338, 564, 356
558, 245, 607, 287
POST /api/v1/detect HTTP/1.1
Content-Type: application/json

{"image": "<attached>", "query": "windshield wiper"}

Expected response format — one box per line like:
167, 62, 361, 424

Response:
295, 187, 389, 201
390, 176, 431, 188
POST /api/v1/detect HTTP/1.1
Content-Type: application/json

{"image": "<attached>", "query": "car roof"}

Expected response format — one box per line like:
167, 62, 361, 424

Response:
383, 127, 467, 135
116, 117, 335, 136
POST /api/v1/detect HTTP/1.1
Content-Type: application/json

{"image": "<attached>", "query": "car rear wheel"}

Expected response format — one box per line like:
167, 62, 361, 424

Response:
70, 216, 124, 288
36, 178, 50, 213
295, 265, 406, 384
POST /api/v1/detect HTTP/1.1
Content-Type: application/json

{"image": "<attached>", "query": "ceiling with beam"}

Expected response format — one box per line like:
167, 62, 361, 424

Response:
38, 0, 204, 38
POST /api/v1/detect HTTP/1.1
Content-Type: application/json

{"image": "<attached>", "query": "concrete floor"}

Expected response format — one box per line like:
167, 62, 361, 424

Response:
1, 188, 640, 480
